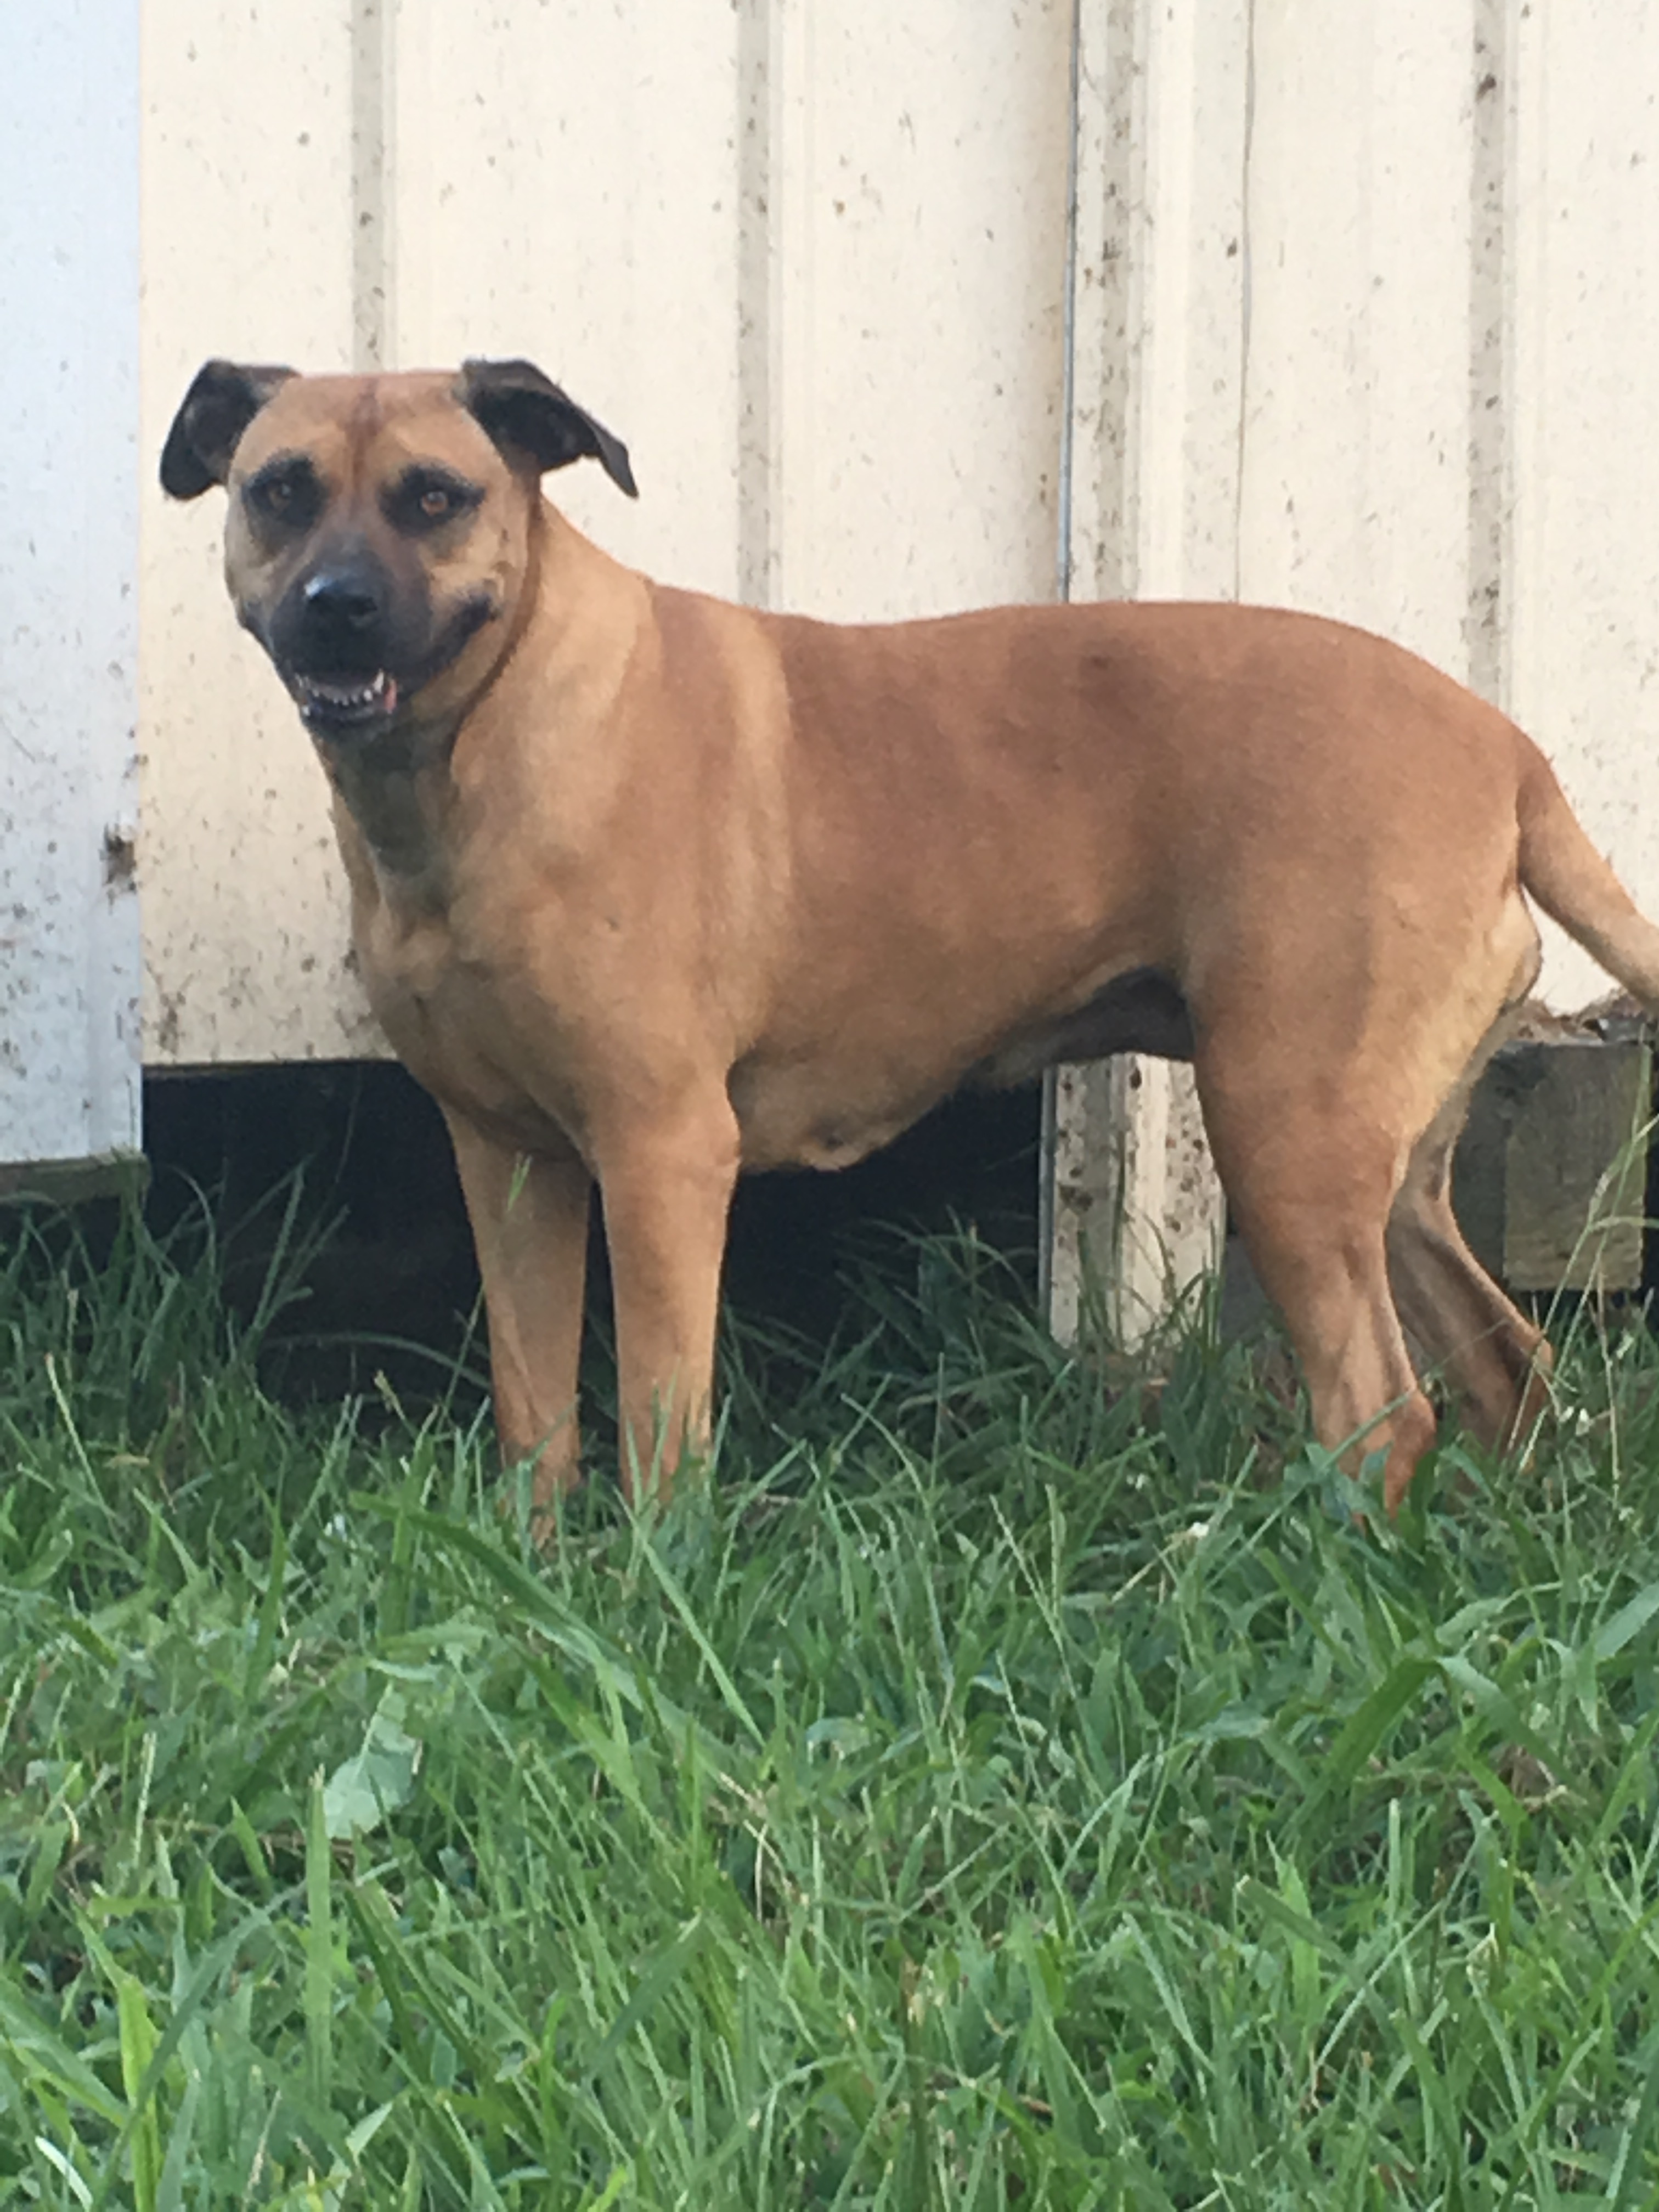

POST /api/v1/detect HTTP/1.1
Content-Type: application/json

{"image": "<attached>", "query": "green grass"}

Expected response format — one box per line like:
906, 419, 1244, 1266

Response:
2, 1199, 1659, 2207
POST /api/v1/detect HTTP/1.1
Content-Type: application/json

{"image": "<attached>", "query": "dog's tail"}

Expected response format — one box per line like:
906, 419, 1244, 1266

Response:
1516, 736, 1659, 1010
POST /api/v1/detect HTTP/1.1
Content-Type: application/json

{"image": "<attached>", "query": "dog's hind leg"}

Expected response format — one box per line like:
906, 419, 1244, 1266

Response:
1195, 1042, 1436, 1514
1385, 1027, 1553, 1457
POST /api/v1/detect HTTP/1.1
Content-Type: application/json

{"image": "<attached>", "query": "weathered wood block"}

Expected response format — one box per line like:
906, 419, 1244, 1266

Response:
1453, 1037, 1651, 1294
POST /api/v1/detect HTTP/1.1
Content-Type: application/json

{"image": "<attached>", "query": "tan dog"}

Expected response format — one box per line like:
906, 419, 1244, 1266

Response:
162, 357, 1659, 1522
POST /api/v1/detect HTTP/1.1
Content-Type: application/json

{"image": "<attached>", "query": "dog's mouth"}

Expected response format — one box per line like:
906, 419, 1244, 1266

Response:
291, 668, 400, 732
281, 593, 497, 742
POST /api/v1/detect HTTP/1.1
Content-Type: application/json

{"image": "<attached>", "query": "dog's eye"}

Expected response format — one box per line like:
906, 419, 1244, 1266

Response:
390, 471, 482, 534
246, 463, 319, 528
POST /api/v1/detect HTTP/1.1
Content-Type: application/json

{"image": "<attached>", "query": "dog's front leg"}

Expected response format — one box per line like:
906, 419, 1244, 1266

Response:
443, 1109, 592, 1525
595, 1092, 742, 1506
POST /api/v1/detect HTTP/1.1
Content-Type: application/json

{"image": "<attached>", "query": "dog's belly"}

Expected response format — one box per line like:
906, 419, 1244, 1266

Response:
730, 965, 1193, 1173
357, 871, 1194, 1180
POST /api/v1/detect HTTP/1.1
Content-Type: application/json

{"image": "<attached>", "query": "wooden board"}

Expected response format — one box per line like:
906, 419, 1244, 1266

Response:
1454, 1038, 1651, 1294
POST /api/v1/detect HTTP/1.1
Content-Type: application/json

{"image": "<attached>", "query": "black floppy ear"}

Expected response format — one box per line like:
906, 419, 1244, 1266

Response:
458, 358, 638, 498
160, 359, 297, 499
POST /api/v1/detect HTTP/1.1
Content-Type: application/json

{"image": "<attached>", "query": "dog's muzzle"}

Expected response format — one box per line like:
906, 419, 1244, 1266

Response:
269, 560, 499, 743
285, 568, 401, 734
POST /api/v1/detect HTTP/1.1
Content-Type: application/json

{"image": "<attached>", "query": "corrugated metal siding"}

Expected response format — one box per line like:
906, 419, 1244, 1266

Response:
1051, 0, 1659, 1339
1, 2, 142, 1171
142, 3, 1659, 1065
133, 2, 1659, 1333
139, 0, 1074, 1064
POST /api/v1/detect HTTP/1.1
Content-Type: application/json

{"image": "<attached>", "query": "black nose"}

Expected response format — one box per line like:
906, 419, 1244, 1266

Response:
300, 568, 383, 660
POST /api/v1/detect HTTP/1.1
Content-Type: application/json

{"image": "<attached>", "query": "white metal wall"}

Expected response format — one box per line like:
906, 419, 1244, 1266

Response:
136, 2, 1659, 1324
1507, 0, 1659, 1007
1, 3, 143, 1175
140, 0, 1072, 1064
1051, 0, 1659, 1341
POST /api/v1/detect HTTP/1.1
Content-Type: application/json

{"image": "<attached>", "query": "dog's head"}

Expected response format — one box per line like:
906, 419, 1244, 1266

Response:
160, 358, 635, 744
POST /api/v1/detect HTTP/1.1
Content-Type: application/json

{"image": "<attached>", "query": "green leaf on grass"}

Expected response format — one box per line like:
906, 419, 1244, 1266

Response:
321, 1694, 419, 1841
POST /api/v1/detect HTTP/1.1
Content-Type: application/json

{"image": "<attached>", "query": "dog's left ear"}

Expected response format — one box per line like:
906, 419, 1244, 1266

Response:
161, 359, 297, 499
458, 358, 638, 498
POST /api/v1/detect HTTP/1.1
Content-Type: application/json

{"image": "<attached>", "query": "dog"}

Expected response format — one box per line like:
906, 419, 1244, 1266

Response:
161, 356, 1659, 1523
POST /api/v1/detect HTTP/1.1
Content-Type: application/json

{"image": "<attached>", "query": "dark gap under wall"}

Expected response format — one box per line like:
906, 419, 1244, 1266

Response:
140, 1062, 1043, 1417
132, 1042, 1659, 1430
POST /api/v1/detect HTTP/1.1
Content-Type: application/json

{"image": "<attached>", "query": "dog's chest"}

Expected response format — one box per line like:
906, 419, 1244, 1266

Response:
354, 899, 590, 1150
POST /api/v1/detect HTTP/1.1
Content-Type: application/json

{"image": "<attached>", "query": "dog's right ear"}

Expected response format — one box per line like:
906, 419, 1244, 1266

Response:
160, 360, 297, 500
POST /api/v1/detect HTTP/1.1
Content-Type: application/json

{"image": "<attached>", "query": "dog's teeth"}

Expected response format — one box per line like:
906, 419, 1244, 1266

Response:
296, 670, 392, 714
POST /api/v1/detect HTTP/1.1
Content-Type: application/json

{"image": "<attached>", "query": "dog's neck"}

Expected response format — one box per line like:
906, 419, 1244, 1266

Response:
320, 728, 458, 902
316, 499, 558, 904
318, 506, 647, 913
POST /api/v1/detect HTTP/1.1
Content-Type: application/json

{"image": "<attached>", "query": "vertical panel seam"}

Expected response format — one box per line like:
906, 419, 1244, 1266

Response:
1054, 0, 1084, 608
351, 0, 391, 370
1234, 0, 1256, 605
1468, 0, 1511, 708
1041, 0, 1086, 1322
737, 0, 772, 608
